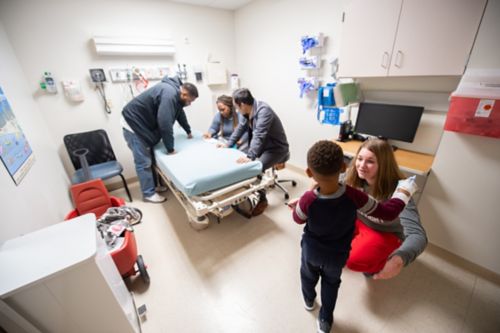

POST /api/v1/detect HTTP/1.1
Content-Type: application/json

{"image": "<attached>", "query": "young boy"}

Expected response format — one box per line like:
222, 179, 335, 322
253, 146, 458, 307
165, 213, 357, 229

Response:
291, 140, 416, 333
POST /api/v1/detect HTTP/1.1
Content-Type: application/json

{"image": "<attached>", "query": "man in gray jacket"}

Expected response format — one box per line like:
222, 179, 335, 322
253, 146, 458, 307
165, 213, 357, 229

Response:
122, 76, 198, 203
224, 88, 290, 214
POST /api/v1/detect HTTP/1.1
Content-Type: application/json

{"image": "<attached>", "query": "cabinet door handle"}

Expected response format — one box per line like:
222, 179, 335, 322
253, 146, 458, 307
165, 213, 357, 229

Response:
395, 50, 403, 68
381, 52, 389, 69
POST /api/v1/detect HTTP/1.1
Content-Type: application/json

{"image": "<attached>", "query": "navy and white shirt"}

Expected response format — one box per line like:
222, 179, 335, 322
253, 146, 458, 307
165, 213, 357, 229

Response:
293, 184, 405, 263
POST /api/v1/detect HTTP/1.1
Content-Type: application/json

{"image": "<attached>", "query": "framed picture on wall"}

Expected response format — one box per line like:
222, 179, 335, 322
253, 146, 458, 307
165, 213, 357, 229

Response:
0, 87, 35, 185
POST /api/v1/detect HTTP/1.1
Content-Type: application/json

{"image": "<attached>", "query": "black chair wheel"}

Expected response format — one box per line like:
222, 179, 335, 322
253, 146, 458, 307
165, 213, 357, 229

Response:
292, 181, 297, 187
285, 193, 290, 200
136, 255, 150, 285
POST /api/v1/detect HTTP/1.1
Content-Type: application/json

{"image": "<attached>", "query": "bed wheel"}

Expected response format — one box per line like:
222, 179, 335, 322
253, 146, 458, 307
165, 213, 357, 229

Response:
188, 215, 210, 230
136, 255, 150, 285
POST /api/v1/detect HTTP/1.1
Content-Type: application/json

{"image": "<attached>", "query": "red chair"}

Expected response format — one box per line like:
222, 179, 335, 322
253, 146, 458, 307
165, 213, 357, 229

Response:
65, 179, 149, 284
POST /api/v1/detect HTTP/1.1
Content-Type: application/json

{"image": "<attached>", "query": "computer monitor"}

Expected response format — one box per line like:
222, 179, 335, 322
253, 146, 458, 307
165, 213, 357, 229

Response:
353, 102, 424, 143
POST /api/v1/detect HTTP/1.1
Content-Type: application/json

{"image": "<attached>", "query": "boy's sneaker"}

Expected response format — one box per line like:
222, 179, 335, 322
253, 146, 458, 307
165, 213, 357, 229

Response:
317, 319, 331, 333
144, 193, 166, 203
304, 298, 315, 311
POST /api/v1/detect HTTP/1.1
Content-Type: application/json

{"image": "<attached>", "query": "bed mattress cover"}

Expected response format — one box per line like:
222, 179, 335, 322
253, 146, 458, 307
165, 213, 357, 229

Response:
154, 129, 262, 196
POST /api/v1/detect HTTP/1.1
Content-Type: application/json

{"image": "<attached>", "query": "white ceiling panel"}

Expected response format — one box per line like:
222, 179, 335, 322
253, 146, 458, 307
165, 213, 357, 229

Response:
169, 0, 253, 10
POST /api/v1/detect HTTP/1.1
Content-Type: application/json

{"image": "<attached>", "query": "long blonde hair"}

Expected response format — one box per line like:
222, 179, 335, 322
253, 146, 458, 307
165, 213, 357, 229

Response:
345, 139, 404, 200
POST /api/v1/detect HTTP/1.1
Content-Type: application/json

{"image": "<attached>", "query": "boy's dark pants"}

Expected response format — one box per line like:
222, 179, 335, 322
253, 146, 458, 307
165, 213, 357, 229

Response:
300, 247, 344, 325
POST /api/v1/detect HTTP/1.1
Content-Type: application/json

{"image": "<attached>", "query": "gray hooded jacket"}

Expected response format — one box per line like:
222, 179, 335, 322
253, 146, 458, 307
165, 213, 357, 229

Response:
122, 76, 190, 152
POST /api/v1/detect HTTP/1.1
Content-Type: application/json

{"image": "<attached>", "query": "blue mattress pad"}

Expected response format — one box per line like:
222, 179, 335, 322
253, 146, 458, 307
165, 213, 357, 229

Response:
154, 130, 263, 196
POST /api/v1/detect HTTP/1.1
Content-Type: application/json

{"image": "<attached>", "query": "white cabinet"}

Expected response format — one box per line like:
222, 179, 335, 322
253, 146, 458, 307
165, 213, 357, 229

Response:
0, 214, 140, 333
338, 0, 487, 77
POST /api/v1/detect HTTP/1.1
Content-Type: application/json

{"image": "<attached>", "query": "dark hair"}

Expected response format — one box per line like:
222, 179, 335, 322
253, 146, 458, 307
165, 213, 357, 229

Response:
307, 140, 344, 176
182, 82, 199, 98
232, 88, 254, 106
216, 95, 237, 130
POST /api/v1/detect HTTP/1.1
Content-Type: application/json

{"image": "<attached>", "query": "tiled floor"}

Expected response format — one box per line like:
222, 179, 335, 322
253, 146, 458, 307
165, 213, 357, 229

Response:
112, 169, 500, 333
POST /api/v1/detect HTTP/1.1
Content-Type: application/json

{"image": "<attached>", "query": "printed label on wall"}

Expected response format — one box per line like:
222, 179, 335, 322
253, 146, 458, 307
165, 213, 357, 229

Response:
444, 96, 500, 139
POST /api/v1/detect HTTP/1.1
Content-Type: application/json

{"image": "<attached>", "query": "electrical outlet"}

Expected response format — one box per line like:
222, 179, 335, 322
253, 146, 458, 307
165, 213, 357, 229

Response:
109, 68, 130, 83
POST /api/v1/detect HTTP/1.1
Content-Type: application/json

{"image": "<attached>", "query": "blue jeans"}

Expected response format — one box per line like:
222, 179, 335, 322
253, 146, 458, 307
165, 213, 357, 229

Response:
123, 128, 155, 197
300, 245, 343, 326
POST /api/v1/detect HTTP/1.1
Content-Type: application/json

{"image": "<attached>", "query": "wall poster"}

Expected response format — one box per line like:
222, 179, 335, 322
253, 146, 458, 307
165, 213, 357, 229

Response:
0, 87, 35, 185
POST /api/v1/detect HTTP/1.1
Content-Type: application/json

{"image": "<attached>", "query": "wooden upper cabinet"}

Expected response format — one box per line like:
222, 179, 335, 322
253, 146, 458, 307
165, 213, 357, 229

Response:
338, 0, 487, 78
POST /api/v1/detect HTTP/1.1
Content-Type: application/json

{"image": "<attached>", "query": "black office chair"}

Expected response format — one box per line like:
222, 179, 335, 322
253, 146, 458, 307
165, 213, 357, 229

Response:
272, 152, 297, 200
63, 129, 132, 202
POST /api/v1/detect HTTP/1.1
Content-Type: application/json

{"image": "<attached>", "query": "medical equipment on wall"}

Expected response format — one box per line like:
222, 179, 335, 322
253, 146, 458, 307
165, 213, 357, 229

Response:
298, 77, 318, 98
317, 83, 341, 126
298, 33, 324, 98
206, 62, 227, 86
330, 58, 339, 80
299, 56, 320, 70
300, 33, 324, 54
89, 68, 112, 114
61, 80, 84, 102
177, 63, 188, 81
40, 71, 58, 94
132, 67, 149, 93
334, 82, 362, 107
230, 74, 240, 90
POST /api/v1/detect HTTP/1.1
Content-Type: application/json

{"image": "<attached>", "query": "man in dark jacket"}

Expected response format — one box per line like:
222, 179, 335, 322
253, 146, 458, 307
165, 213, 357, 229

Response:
122, 76, 198, 203
223, 88, 290, 214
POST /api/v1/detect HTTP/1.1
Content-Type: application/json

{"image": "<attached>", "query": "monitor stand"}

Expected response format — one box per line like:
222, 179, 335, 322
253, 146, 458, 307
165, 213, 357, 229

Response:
351, 133, 367, 141
376, 136, 398, 151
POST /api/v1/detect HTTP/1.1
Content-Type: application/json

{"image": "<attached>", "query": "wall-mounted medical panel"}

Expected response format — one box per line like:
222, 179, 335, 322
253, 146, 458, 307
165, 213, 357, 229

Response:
92, 36, 176, 56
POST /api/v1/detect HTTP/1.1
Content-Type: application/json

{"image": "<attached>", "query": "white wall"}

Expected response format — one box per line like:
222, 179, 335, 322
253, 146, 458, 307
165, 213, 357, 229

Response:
419, 0, 500, 275
0, 21, 73, 243
0, 0, 236, 181
235, 0, 347, 168
235, 0, 500, 275
234, 0, 454, 167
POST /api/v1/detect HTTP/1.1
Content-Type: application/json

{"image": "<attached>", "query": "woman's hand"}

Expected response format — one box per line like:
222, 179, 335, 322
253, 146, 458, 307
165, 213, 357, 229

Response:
373, 255, 404, 280
236, 156, 250, 164
187, 133, 193, 139
216, 143, 228, 148
202, 133, 211, 139
287, 198, 299, 210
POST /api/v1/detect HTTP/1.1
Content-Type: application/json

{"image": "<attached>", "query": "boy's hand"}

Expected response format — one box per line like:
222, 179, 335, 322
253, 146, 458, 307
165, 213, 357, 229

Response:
391, 176, 418, 204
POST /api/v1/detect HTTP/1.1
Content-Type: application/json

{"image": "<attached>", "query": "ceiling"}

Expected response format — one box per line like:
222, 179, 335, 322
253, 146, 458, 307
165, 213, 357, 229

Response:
169, 0, 253, 10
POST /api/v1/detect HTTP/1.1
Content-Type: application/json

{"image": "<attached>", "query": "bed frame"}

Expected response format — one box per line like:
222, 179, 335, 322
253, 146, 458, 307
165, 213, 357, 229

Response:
155, 165, 276, 230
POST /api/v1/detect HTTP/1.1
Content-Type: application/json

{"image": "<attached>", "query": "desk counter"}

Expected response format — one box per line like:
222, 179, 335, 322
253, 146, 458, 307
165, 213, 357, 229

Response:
335, 140, 435, 175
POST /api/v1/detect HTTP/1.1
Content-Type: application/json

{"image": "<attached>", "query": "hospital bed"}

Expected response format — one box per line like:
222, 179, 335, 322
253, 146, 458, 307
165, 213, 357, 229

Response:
153, 130, 275, 229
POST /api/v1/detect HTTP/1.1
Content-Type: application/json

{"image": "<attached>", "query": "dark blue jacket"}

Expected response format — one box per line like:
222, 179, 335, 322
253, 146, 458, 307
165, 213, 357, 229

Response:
122, 76, 190, 152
